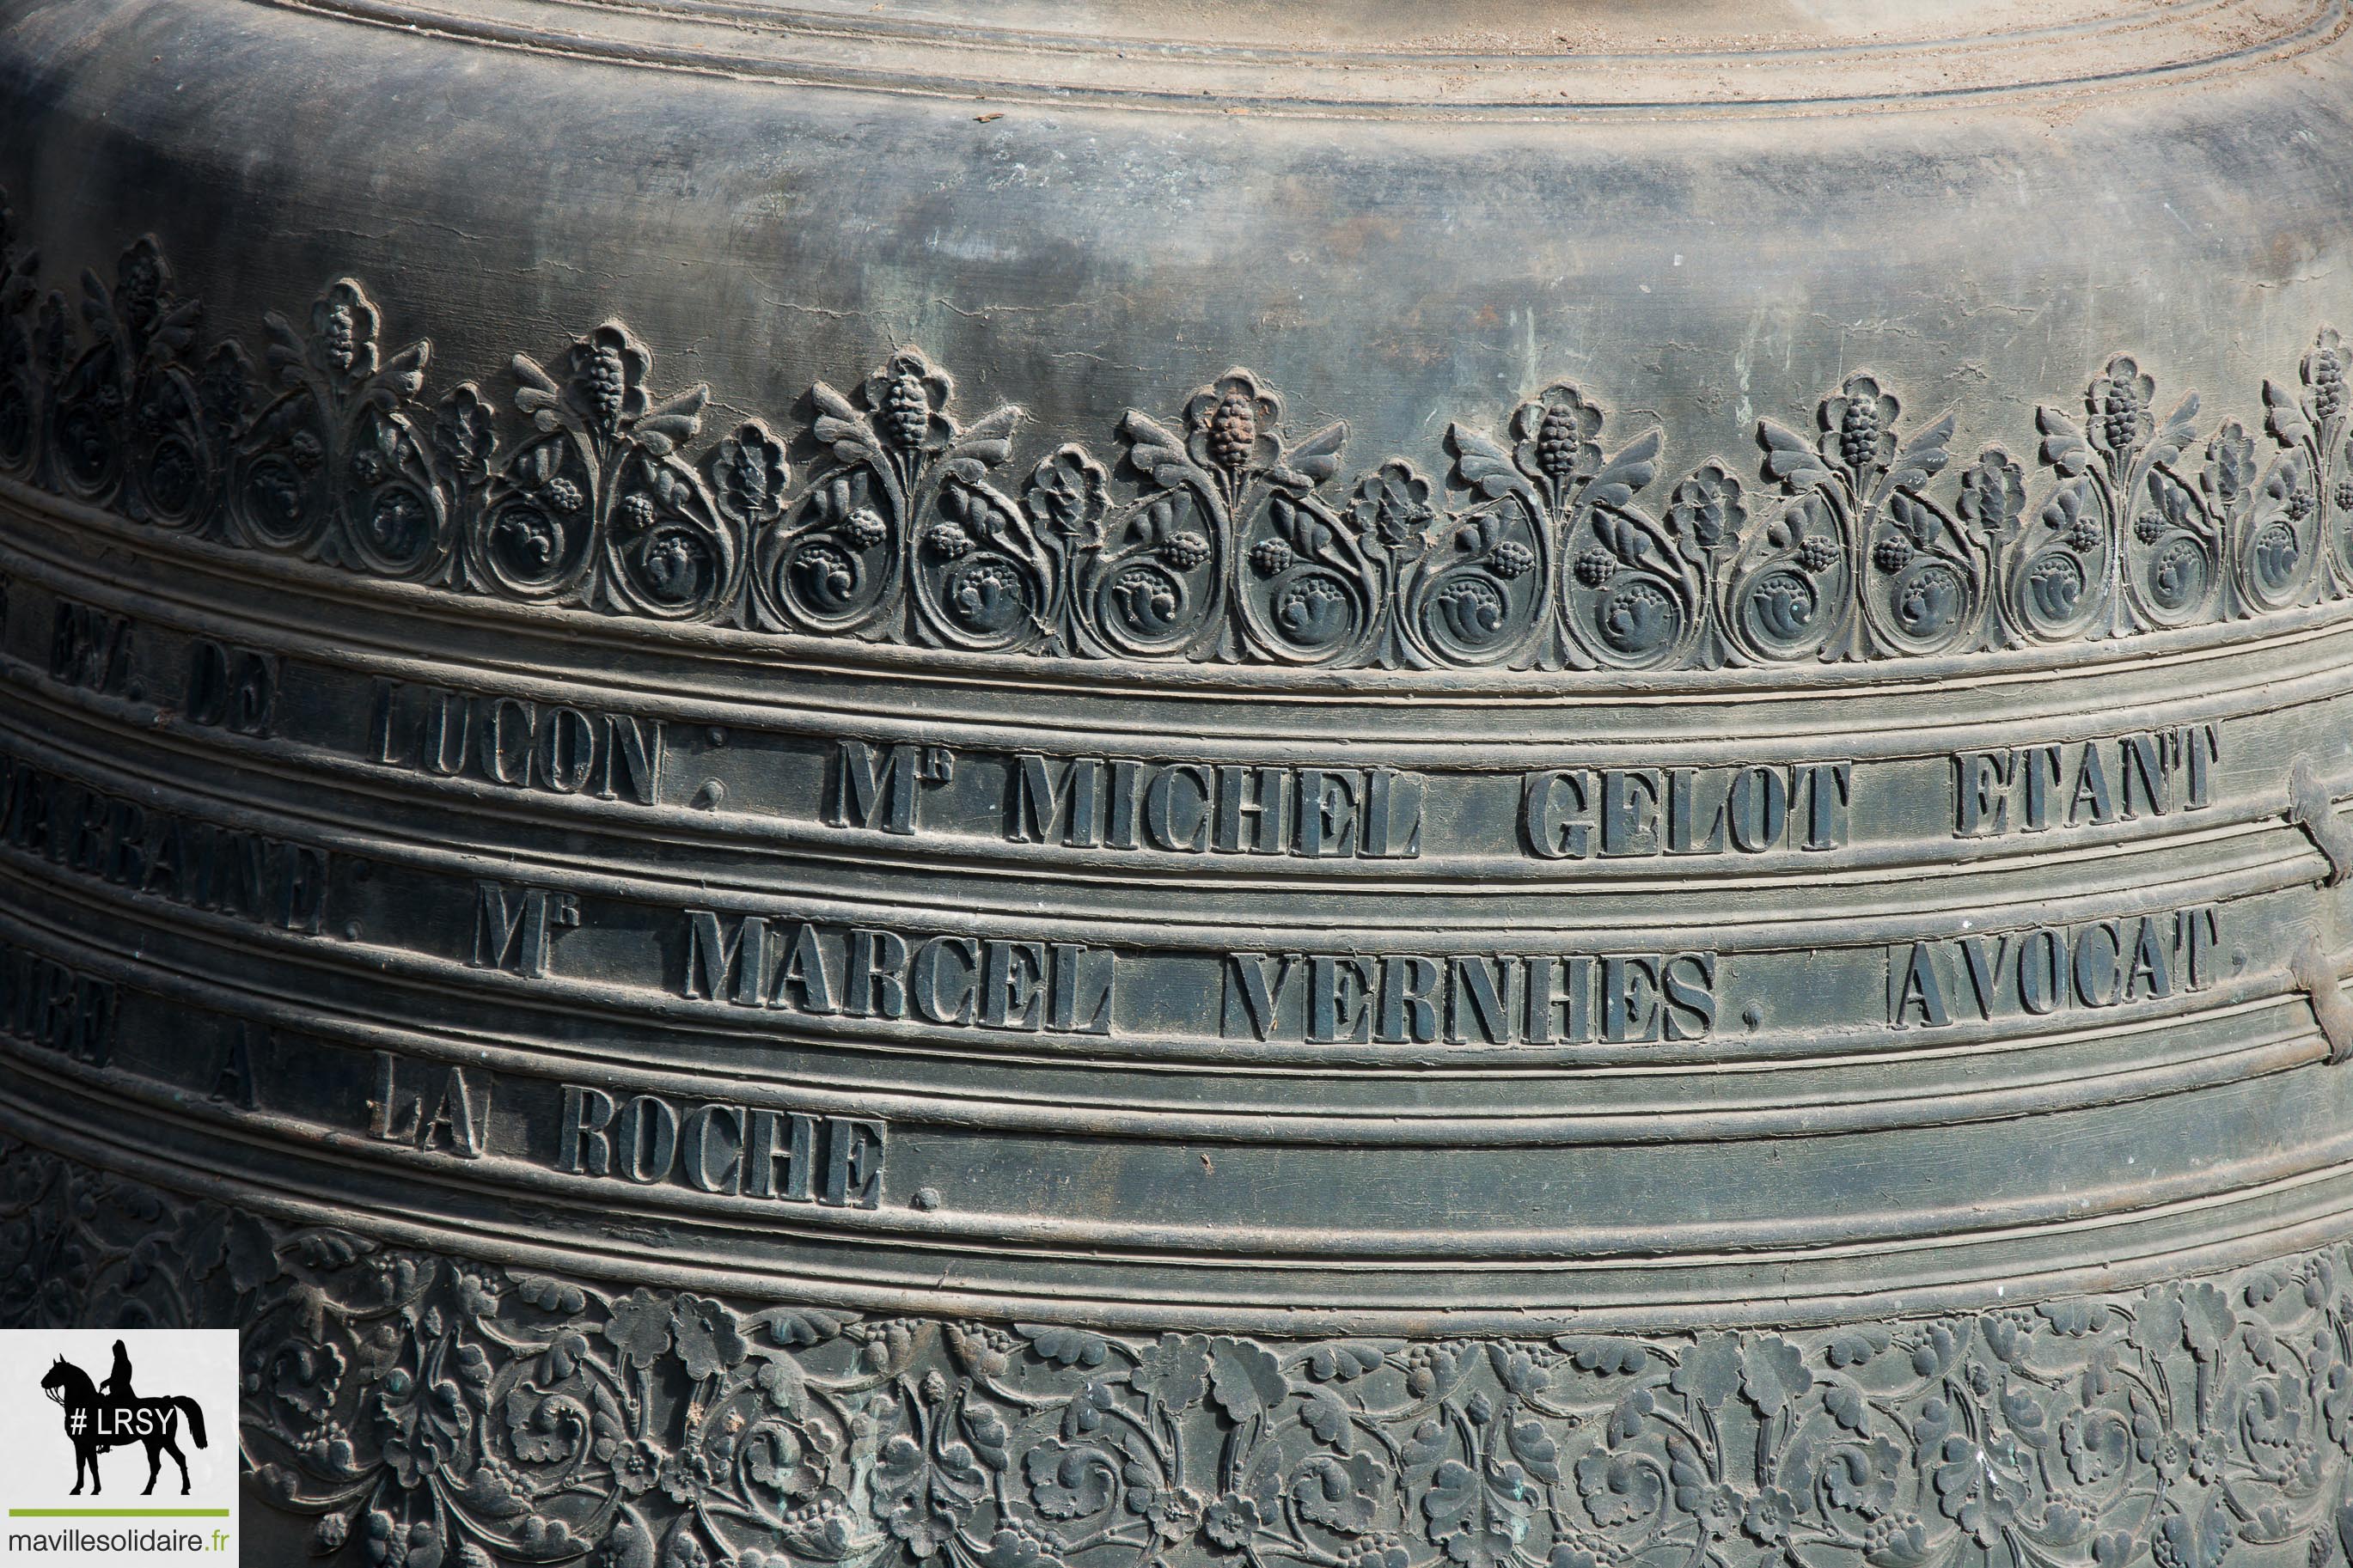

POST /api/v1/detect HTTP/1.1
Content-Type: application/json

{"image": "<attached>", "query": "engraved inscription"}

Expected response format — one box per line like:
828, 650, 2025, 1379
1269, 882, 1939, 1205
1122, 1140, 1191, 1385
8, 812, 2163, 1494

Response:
9, 595, 2289, 873
367, 1049, 492, 1157
556, 1084, 883, 1207
47, 599, 134, 696
1221, 949, 1717, 1043
1008, 755, 1423, 857
369, 680, 663, 805
471, 880, 579, 979
0, 937, 116, 1067
0, 749, 330, 932
1522, 763, 1853, 858
1952, 725, 2219, 837
828, 740, 954, 835
681, 911, 1115, 1034
1887, 906, 2220, 1026
181, 637, 279, 737
209, 1022, 260, 1109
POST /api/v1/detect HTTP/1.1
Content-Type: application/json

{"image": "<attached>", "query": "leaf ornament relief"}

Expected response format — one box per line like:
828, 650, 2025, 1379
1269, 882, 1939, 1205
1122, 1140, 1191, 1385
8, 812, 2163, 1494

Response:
10, 198, 2353, 672
1419, 383, 1684, 671
755, 347, 1051, 652
9, 1142, 2353, 1568
0, 195, 42, 478
491, 320, 735, 619
2008, 357, 2220, 643
1089, 370, 1372, 665
230, 279, 436, 570
2256, 332, 2353, 612
1741, 375, 1982, 662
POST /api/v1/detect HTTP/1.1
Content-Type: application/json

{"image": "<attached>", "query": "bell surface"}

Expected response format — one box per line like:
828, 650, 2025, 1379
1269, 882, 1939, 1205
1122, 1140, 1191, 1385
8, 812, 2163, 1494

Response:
3, 0, 2353, 1562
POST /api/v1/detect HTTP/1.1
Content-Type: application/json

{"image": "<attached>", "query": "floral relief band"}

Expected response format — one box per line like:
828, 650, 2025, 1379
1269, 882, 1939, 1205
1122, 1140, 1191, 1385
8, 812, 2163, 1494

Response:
3, 202, 2350, 675
1, 1138, 2349, 1568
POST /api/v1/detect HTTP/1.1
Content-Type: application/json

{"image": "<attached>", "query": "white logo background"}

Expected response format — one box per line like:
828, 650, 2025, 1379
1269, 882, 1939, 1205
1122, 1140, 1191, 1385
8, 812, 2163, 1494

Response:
0, 1328, 237, 1565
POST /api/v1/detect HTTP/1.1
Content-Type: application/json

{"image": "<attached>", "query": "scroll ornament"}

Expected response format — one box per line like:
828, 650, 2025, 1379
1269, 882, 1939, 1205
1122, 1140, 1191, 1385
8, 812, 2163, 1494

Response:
0, 1137, 2350, 1568
4, 200, 2352, 674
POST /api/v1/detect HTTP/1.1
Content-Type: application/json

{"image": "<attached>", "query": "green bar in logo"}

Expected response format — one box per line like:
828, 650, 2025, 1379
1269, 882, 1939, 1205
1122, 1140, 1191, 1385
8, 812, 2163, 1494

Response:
7, 1508, 231, 1517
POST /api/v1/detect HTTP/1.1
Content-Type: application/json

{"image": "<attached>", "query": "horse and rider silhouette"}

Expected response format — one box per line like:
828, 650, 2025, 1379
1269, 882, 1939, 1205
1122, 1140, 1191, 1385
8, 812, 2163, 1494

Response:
38, 1340, 209, 1496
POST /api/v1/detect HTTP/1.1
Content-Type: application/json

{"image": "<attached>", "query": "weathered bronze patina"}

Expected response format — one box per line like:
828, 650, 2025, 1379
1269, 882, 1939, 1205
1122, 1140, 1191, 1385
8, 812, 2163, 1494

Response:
4, 0, 2353, 1562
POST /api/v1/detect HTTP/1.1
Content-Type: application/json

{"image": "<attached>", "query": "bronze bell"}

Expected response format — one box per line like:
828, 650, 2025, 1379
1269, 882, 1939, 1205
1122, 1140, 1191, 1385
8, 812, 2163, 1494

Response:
3, 0, 2353, 1561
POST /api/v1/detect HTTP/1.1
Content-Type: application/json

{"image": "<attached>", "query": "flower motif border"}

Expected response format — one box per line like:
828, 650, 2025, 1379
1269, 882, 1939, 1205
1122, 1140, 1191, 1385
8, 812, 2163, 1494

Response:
6, 1135, 2353, 1568
5, 197, 2353, 674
